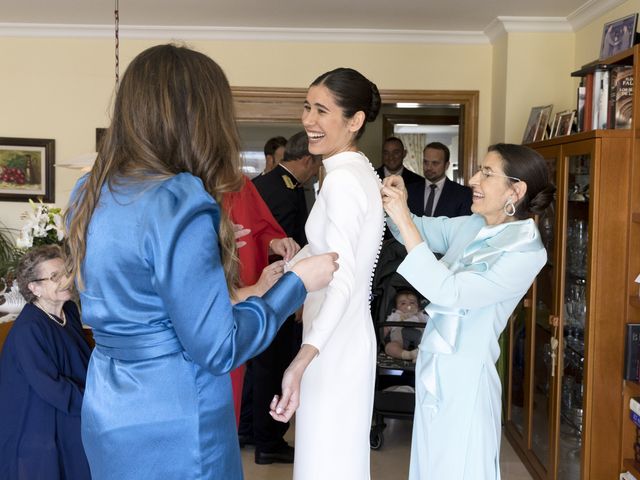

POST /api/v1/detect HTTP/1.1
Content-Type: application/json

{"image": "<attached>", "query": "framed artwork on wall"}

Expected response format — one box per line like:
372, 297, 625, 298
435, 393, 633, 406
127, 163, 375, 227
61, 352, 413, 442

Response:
0, 137, 55, 202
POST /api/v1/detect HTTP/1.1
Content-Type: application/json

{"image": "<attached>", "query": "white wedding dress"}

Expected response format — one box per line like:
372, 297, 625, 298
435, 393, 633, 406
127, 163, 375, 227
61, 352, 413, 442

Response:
293, 151, 384, 480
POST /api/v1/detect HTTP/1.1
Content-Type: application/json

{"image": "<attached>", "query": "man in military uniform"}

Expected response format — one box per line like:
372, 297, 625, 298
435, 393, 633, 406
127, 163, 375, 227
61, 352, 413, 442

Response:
261, 136, 287, 175
240, 131, 321, 465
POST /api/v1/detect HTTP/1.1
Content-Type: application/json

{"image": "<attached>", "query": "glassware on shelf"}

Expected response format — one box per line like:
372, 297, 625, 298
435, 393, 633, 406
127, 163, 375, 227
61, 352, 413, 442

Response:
567, 219, 588, 277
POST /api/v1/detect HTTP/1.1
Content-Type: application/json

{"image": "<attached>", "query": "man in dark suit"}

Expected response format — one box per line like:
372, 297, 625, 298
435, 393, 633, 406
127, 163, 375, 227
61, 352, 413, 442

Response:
377, 137, 423, 183
406, 141, 472, 218
376, 137, 424, 216
241, 131, 321, 465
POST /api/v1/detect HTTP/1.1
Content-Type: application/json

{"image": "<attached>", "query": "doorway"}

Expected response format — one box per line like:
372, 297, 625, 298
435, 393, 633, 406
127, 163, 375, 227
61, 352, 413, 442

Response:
232, 87, 478, 183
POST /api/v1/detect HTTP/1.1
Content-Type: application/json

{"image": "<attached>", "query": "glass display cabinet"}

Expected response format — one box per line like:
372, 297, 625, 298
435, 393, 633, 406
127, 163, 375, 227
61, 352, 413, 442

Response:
504, 130, 632, 480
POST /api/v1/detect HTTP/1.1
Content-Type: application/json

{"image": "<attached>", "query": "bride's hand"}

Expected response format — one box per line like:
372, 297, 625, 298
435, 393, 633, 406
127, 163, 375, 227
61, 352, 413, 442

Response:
269, 366, 302, 423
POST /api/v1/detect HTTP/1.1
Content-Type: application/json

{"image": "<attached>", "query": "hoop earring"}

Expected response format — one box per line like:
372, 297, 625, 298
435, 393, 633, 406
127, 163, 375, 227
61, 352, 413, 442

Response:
504, 198, 516, 217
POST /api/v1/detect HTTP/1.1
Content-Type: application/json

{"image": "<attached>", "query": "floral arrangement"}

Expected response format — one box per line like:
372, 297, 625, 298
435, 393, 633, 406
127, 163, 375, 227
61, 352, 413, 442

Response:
16, 200, 65, 249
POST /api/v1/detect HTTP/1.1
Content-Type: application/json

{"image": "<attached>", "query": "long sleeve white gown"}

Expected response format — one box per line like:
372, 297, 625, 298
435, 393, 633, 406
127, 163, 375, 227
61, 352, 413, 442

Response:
293, 151, 384, 480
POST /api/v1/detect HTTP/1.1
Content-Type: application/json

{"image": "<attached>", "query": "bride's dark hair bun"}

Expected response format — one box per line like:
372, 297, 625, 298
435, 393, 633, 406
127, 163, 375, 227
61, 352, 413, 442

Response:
311, 67, 381, 139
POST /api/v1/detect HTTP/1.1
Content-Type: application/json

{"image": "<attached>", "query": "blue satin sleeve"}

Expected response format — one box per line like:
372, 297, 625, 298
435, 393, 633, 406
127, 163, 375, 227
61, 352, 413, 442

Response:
12, 317, 84, 415
144, 178, 306, 374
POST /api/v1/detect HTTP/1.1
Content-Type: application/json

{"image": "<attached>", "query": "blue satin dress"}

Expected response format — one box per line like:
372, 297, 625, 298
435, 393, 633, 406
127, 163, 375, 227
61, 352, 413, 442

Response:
389, 214, 546, 480
74, 173, 306, 480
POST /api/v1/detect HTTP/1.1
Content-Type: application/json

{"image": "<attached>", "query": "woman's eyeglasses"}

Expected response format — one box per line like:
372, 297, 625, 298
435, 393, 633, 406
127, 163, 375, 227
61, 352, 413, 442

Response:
33, 271, 63, 283
477, 166, 521, 183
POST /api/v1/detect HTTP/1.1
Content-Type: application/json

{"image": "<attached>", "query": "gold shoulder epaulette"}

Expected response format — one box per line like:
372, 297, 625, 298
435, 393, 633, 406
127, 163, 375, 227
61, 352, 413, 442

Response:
282, 175, 296, 189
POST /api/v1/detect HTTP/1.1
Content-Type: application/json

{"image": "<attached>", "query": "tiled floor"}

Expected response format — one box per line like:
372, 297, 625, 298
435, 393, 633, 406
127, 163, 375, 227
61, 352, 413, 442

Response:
241, 418, 533, 479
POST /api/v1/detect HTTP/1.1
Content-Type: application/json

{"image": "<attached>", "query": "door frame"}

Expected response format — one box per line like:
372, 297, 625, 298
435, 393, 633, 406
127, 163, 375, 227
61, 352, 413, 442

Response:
232, 87, 479, 182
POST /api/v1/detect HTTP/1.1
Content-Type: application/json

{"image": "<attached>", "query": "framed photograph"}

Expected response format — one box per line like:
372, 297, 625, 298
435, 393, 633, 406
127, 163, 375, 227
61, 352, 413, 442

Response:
600, 13, 638, 60
0, 137, 55, 202
533, 105, 553, 142
548, 112, 563, 138
522, 105, 553, 144
554, 110, 576, 137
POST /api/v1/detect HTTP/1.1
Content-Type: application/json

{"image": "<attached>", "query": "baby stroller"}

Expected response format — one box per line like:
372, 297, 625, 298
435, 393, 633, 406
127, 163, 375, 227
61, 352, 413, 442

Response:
369, 238, 428, 450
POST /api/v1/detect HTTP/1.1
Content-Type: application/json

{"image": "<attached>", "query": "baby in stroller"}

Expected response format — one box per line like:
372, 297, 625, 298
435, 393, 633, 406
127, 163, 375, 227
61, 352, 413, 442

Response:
384, 290, 428, 362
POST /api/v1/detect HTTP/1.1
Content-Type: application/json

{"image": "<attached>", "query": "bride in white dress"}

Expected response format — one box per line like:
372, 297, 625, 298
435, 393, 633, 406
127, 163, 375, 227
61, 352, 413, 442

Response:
269, 68, 384, 480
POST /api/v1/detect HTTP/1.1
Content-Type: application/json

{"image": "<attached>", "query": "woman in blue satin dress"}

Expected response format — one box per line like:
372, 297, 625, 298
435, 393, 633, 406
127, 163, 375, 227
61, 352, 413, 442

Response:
381, 144, 555, 479
64, 44, 338, 480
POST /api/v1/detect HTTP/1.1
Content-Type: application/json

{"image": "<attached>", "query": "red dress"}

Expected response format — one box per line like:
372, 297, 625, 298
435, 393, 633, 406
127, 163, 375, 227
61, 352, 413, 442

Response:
223, 176, 286, 426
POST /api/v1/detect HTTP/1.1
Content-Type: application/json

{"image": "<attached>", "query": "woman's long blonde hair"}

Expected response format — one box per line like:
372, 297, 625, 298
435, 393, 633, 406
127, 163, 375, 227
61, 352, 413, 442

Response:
64, 44, 242, 291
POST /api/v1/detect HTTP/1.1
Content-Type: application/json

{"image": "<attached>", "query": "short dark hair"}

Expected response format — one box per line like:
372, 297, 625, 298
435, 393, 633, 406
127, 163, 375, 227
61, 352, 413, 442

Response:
488, 143, 556, 219
383, 136, 405, 150
264, 136, 287, 157
310, 68, 381, 140
283, 131, 311, 162
424, 142, 450, 163
16, 245, 63, 303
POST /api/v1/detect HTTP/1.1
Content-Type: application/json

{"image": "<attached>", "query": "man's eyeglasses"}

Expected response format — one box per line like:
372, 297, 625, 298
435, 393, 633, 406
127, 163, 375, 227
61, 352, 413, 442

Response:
32, 271, 63, 283
477, 166, 521, 183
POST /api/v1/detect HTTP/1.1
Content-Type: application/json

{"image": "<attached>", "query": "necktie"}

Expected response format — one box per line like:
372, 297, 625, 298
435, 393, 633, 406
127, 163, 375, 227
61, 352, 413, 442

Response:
424, 184, 437, 217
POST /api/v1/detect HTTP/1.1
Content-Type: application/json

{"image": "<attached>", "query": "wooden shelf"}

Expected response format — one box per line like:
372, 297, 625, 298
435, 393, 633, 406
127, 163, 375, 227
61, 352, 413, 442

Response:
632, 296, 640, 309
623, 459, 640, 479
571, 47, 635, 76
626, 380, 640, 393
633, 212, 640, 224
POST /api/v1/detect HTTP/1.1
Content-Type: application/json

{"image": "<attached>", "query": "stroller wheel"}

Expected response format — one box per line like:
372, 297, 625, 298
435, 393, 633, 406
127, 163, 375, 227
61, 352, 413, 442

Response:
369, 426, 384, 450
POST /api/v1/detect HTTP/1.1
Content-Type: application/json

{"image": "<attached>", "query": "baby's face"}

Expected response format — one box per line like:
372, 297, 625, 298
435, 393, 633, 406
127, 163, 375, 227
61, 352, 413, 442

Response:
396, 294, 419, 315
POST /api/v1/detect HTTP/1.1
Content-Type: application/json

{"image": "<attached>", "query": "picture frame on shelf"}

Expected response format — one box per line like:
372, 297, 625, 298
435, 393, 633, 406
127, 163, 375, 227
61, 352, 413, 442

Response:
0, 137, 55, 203
554, 110, 576, 137
522, 104, 552, 144
548, 111, 562, 138
599, 13, 638, 60
533, 105, 553, 142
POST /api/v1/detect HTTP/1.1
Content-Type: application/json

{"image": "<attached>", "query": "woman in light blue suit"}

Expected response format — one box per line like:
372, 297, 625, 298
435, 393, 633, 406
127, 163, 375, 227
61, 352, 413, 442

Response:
381, 144, 555, 479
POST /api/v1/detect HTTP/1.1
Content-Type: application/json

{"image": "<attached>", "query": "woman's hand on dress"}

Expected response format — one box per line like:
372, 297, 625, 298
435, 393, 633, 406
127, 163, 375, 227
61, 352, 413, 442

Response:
254, 261, 285, 296
269, 237, 300, 261
290, 253, 339, 292
233, 223, 251, 249
380, 175, 411, 226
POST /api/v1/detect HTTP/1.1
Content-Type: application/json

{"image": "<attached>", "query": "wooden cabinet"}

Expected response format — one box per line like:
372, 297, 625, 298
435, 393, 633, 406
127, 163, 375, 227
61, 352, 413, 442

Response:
620, 43, 640, 478
504, 130, 632, 479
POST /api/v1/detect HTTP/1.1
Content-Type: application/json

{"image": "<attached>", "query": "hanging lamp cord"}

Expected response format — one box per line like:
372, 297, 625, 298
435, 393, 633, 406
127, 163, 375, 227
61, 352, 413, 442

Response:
115, 0, 120, 88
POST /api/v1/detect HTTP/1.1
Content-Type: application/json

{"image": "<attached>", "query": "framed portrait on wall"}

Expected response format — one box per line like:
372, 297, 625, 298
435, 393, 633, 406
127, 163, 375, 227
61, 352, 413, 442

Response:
0, 137, 55, 202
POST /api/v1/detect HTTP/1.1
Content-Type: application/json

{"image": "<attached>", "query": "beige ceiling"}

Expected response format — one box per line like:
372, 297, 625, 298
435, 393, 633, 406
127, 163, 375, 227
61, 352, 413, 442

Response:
0, 0, 612, 32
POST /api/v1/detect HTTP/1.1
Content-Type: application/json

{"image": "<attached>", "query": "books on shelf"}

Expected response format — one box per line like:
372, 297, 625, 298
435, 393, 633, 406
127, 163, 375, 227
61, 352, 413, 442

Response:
621, 471, 639, 480
625, 324, 640, 381
576, 65, 633, 132
630, 409, 640, 428
612, 66, 634, 129
631, 397, 640, 416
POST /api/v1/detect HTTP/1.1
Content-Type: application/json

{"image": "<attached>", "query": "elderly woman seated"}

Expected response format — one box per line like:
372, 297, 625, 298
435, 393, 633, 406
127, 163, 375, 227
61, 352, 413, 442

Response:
0, 245, 91, 479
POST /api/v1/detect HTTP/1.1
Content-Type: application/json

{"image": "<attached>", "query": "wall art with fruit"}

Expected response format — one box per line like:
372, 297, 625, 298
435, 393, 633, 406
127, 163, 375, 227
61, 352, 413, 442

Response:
0, 138, 55, 203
